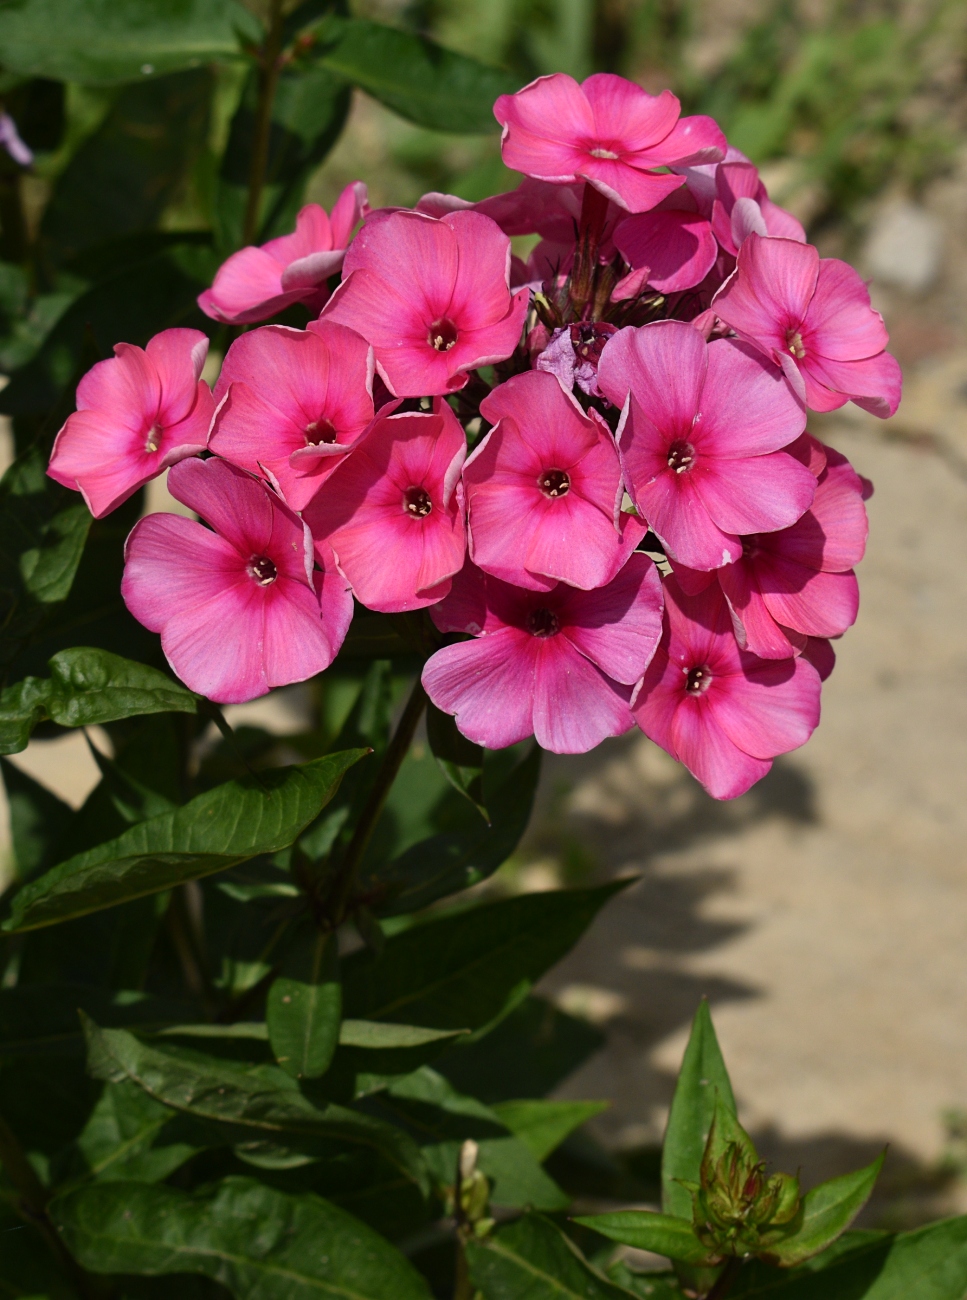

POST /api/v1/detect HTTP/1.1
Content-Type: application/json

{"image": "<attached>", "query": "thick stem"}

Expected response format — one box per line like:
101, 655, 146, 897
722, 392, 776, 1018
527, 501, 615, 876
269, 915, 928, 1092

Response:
241, 0, 286, 246
705, 1257, 743, 1300
453, 1240, 474, 1300
327, 677, 428, 925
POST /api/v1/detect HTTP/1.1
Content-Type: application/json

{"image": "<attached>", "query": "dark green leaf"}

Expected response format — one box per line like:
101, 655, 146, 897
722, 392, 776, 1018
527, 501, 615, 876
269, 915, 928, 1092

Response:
0, 0, 259, 85
5, 751, 365, 931
0, 754, 73, 875
606, 1262, 685, 1298
492, 1099, 608, 1162
314, 18, 519, 133
51, 1176, 433, 1297
662, 999, 736, 1220
572, 1211, 713, 1266
68, 1078, 196, 1184
339, 1021, 463, 1050
343, 880, 631, 1034
268, 936, 341, 1080
426, 701, 487, 819
0, 984, 195, 1059
467, 1212, 633, 1299
759, 1155, 885, 1266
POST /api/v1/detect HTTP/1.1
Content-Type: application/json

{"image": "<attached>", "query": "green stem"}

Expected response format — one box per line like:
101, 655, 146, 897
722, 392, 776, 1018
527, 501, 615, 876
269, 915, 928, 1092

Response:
453, 1239, 473, 1300
241, 0, 286, 246
705, 1257, 743, 1300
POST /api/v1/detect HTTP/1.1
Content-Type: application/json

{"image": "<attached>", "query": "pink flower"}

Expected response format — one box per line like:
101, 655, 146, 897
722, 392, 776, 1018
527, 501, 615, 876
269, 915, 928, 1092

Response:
534, 322, 617, 397
121, 457, 351, 704
304, 399, 467, 613
712, 233, 902, 417
197, 184, 368, 325
635, 575, 821, 799
709, 162, 805, 256
207, 321, 377, 512
494, 73, 725, 213
597, 320, 814, 570
465, 370, 645, 591
321, 210, 529, 397
423, 554, 664, 753
612, 205, 718, 296
48, 328, 215, 519
673, 436, 869, 658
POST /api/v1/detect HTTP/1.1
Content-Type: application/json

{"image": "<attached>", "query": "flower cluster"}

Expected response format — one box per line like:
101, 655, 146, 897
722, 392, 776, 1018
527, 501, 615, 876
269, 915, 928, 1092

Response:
48, 71, 896, 800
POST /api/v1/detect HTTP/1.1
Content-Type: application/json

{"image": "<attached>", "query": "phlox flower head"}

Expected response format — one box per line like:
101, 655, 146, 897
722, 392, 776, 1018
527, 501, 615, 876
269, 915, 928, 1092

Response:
208, 320, 377, 512
713, 233, 902, 417
48, 328, 215, 519
597, 320, 814, 571
121, 457, 351, 704
709, 162, 805, 257
197, 183, 368, 325
321, 209, 529, 397
494, 72, 726, 213
423, 555, 664, 754
465, 369, 645, 590
635, 575, 821, 799
535, 322, 617, 397
304, 399, 467, 613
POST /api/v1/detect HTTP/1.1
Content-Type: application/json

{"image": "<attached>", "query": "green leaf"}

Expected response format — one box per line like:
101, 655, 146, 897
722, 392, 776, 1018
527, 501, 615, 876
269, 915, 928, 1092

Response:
68, 1078, 196, 1184
5, 751, 365, 932
492, 1099, 608, 1162
268, 936, 342, 1081
0, 984, 194, 1059
662, 999, 736, 1220
0, 0, 259, 85
758, 1154, 885, 1266
51, 1176, 433, 1297
343, 879, 631, 1034
572, 1211, 713, 1267
82, 1018, 430, 1194
467, 1212, 634, 1299
606, 1262, 685, 1298
313, 18, 519, 133
339, 1021, 463, 1050
426, 701, 487, 819
0, 756, 73, 876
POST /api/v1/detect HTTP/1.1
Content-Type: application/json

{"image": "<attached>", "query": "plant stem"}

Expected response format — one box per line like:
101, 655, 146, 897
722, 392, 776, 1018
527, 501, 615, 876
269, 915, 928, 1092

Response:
453, 1240, 473, 1300
327, 676, 428, 925
241, 0, 286, 246
705, 1257, 743, 1300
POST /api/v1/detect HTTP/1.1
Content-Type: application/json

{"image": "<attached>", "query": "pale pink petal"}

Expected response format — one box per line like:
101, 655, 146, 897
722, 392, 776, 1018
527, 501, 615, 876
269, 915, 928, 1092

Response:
695, 451, 816, 536
146, 328, 209, 425
261, 578, 340, 688
697, 339, 806, 457
166, 456, 274, 556
280, 249, 345, 291
342, 211, 457, 320
614, 209, 717, 292
730, 196, 768, 247
718, 559, 801, 659
711, 655, 820, 759
263, 203, 334, 262
559, 553, 664, 683
800, 350, 902, 418
577, 161, 684, 213
713, 234, 820, 351
314, 544, 355, 651
639, 114, 727, 168
198, 246, 307, 325
329, 181, 369, 248
422, 631, 539, 750
121, 513, 246, 633
76, 343, 160, 427
495, 74, 594, 167
48, 410, 164, 518
760, 564, 859, 638
670, 698, 771, 799
208, 381, 304, 492
638, 468, 743, 570
761, 199, 806, 242
804, 258, 889, 361
532, 636, 634, 753
445, 211, 516, 328
159, 382, 215, 467
598, 320, 706, 431
161, 579, 267, 704
581, 76, 680, 150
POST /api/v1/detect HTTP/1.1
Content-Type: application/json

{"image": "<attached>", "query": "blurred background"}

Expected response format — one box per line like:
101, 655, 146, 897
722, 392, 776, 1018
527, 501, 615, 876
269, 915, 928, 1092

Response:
5, 0, 967, 1229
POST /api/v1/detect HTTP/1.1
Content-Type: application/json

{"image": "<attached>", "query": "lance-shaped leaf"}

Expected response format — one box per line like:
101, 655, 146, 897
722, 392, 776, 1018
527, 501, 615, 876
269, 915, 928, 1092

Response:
0, 647, 197, 756
82, 1018, 429, 1194
572, 1210, 714, 1267
606, 1262, 686, 1298
466, 1212, 633, 1299
426, 701, 487, 820
268, 935, 342, 1081
51, 1176, 433, 1298
0, 756, 73, 875
492, 1099, 609, 1162
4, 751, 365, 932
757, 1154, 885, 1267
68, 1079, 196, 1185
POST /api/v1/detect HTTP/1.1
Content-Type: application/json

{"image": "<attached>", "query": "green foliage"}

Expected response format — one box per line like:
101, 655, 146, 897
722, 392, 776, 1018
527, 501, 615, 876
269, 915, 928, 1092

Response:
466, 1211, 633, 1299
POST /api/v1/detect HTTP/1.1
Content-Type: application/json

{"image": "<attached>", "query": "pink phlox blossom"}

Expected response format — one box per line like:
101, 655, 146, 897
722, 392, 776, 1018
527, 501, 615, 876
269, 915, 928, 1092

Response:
48, 328, 214, 519
535, 322, 617, 397
612, 205, 718, 297
417, 177, 583, 242
121, 456, 351, 704
494, 72, 725, 213
466, 369, 646, 591
671, 434, 869, 658
712, 233, 902, 417
673, 145, 755, 215
303, 398, 467, 613
208, 320, 378, 512
709, 162, 805, 256
597, 320, 814, 571
197, 183, 368, 325
634, 574, 821, 799
423, 553, 664, 754
321, 209, 529, 397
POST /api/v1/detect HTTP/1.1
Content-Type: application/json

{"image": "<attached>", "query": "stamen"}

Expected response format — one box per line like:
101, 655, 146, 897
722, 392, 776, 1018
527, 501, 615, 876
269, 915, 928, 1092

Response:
786, 328, 806, 360
685, 664, 712, 695
667, 441, 695, 474
144, 424, 161, 454
305, 418, 337, 445
403, 485, 432, 518
527, 607, 560, 638
589, 146, 620, 160
428, 318, 459, 352
539, 468, 570, 498
249, 555, 278, 586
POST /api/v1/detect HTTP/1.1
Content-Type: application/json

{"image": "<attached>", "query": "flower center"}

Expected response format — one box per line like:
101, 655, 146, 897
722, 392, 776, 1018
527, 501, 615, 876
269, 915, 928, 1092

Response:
305, 418, 337, 445
428, 318, 459, 352
527, 607, 560, 638
742, 534, 761, 560
403, 485, 432, 518
667, 441, 696, 474
248, 555, 278, 586
685, 664, 712, 695
589, 145, 620, 160
144, 424, 161, 454
786, 328, 806, 360
539, 468, 570, 498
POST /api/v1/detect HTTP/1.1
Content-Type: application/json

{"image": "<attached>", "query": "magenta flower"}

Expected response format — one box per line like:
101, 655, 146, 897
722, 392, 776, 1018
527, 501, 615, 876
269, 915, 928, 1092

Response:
321, 210, 529, 397
121, 457, 351, 704
709, 162, 805, 256
465, 370, 645, 591
423, 554, 664, 753
597, 320, 814, 571
612, 205, 718, 296
635, 575, 821, 799
712, 233, 902, 417
208, 321, 377, 512
304, 399, 467, 613
48, 328, 215, 519
494, 73, 725, 213
198, 184, 368, 325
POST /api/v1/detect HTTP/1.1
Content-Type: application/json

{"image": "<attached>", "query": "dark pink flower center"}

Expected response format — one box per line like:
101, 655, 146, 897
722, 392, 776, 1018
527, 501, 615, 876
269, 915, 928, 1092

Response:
742, 535, 761, 560
667, 441, 695, 474
527, 607, 560, 638
539, 468, 570, 498
685, 664, 712, 696
403, 485, 433, 518
144, 424, 161, 454
305, 418, 337, 445
570, 321, 616, 365
428, 318, 459, 352
785, 328, 806, 360
248, 555, 278, 586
